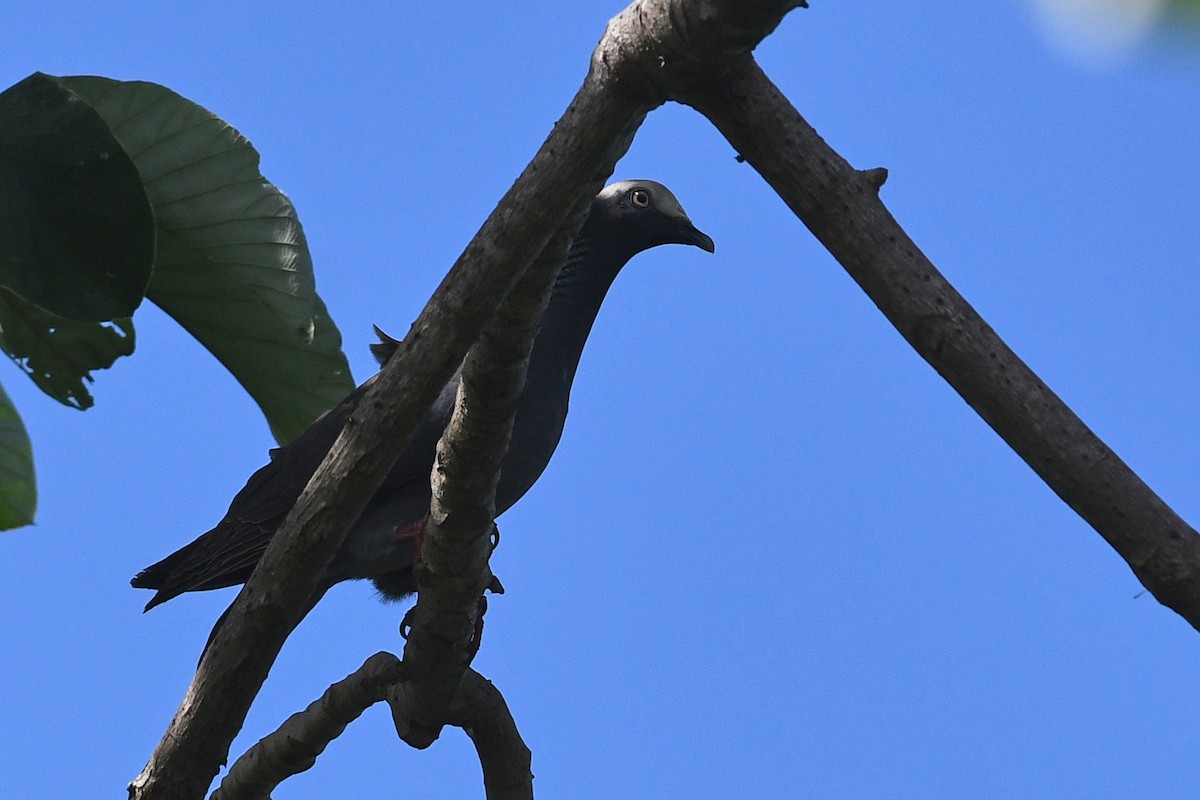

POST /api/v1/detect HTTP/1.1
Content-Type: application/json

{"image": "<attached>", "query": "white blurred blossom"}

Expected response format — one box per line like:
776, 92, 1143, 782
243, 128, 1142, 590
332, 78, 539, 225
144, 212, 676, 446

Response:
1029, 0, 1168, 63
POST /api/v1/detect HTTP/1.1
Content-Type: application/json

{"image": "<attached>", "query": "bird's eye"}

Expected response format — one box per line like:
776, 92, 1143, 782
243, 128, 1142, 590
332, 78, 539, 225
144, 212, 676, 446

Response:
630, 188, 650, 208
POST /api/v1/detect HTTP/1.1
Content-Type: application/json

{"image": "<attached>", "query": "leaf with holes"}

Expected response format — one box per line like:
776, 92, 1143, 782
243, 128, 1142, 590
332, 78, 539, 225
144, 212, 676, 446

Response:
0, 287, 135, 410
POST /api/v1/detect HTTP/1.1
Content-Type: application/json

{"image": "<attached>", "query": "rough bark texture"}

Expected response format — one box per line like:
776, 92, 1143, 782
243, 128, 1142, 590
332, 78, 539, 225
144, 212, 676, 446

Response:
134, 0, 1200, 796
440, 670, 534, 800
213, 656, 532, 800
211, 652, 405, 800
673, 55, 1200, 629
390, 669, 534, 800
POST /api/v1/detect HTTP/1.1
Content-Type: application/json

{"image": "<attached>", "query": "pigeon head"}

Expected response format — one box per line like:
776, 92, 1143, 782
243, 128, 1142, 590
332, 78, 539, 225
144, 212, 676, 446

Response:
588, 179, 715, 255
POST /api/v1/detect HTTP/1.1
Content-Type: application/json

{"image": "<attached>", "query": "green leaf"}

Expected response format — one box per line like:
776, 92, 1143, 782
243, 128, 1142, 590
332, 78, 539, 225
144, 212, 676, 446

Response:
0, 73, 154, 322
0, 379, 35, 530
150, 229, 351, 443
56, 75, 354, 443
0, 287, 135, 410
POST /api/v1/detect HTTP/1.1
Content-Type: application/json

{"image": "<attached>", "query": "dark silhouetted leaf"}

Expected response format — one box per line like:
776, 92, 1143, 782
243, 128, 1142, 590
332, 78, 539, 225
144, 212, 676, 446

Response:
0, 287, 135, 410
0, 73, 154, 322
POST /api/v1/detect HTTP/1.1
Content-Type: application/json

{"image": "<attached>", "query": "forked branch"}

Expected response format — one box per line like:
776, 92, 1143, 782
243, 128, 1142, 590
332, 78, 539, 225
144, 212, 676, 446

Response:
135, 0, 1200, 797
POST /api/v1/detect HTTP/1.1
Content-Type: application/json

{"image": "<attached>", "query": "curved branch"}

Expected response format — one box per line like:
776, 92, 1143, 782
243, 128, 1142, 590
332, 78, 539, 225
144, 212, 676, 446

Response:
213, 656, 532, 800
387, 670, 533, 800
211, 652, 405, 800
674, 56, 1200, 629
441, 670, 534, 800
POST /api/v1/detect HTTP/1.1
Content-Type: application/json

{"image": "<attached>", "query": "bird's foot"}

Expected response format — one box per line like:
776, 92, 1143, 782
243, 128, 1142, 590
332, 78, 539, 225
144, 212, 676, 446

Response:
397, 595, 489, 661
394, 520, 498, 655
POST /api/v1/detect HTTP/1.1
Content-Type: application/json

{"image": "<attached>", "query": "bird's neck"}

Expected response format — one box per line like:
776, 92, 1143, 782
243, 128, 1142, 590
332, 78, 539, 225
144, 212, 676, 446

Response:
527, 231, 633, 391
491, 229, 634, 510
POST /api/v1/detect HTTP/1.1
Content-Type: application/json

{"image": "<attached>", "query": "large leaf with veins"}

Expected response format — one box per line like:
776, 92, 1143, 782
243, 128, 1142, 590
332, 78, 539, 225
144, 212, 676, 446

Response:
59, 75, 354, 444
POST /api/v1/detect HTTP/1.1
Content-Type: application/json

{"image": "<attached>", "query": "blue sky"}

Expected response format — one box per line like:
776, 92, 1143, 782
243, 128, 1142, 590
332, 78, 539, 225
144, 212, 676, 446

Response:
3, 2, 1200, 798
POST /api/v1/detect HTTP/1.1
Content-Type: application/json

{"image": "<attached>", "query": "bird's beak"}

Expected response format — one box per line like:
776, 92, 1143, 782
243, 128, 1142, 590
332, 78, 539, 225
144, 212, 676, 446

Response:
674, 218, 716, 253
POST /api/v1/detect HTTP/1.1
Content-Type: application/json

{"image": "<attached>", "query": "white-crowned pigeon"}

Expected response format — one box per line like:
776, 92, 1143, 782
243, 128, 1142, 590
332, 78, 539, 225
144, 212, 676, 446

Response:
133, 180, 714, 619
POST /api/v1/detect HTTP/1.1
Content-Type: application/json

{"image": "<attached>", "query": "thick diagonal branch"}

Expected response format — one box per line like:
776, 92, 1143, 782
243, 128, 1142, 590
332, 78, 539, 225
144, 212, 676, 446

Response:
674, 56, 1200, 629
130, 45, 652, 800
125, 3, 844, 797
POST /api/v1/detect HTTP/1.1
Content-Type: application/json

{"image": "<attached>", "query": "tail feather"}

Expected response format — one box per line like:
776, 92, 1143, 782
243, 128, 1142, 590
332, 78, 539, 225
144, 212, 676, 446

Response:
131, 549, 193, 611
131, 524, 262, 612
131, 545, 190, 589
370, 325, 401, 366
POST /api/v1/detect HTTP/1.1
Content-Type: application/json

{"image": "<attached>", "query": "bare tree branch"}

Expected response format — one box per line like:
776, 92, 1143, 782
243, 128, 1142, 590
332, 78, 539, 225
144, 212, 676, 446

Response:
131, 2, 809, 796
211, 652, 405, 800
672, 55, 1200, 629
214, 656, 532, 800
134, 0, 1200, 796
435, 670, 534, 800
129, 84, 645, 800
